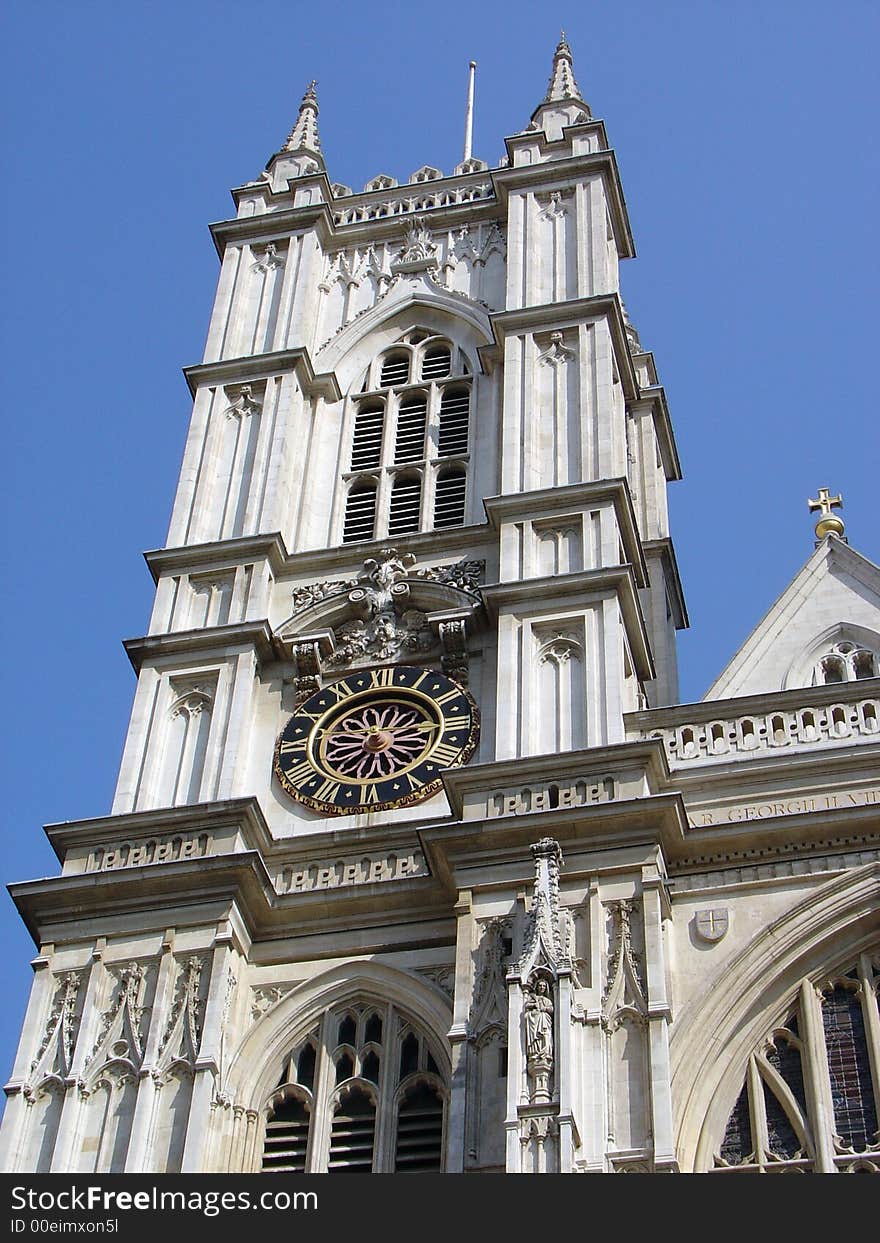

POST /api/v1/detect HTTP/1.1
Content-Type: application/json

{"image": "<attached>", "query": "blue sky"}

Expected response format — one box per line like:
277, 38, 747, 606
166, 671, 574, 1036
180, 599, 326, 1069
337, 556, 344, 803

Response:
1, 1, 877, 1082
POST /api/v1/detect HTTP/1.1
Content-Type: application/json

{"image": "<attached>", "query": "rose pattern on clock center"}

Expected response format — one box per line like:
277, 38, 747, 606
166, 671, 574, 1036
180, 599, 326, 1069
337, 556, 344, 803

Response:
322, 702, 436, 779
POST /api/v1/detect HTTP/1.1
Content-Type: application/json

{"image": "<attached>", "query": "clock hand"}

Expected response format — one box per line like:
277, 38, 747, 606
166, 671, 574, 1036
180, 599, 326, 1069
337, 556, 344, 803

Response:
316, 721, 441, 738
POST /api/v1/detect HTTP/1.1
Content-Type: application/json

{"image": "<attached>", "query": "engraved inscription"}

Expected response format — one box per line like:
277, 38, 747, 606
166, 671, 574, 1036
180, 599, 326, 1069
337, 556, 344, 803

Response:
687, 785, 880, 828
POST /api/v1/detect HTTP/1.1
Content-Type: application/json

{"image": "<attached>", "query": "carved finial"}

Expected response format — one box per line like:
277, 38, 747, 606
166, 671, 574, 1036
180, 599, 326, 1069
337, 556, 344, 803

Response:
808, 487, 845, 542
283, 80, 324, 160
544, 32, 584, 105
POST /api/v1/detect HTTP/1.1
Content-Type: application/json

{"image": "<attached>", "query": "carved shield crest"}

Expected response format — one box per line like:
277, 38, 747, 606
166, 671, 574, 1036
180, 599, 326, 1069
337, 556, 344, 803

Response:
695, 908, 729, 943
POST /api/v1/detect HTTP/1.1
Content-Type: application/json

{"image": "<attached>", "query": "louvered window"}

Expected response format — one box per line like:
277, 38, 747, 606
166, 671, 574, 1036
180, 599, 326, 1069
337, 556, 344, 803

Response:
350, 404, 384, 470
421, 346, 451, 380
395, 394, 427, 462
328, 1090, 376, 1172
394, 1084, 444, 1172
261, 1002, 447, 1173
434, 468, 466, 528
380, 352, 410, 387
388, 475, 421, 535
262, 1094, 310, 1173
438, 388, 469, 457
341, 331, 472, 543
342, 482, 377, 544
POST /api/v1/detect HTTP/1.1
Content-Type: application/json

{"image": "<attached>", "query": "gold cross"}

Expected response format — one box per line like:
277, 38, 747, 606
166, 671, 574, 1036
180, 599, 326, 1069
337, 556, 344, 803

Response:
808, 487, 843, 517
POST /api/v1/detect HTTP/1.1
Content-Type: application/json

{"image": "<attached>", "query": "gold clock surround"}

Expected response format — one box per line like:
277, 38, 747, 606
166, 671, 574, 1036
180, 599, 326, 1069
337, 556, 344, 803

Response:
274, 665, 480, 816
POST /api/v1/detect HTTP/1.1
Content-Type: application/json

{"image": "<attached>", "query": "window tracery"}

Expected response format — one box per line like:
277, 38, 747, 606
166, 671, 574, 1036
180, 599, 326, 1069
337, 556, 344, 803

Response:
260, 1001, 447, 1173
342, 330, 471, 543
713, 954, 880, 1173
814, 641, 878, 685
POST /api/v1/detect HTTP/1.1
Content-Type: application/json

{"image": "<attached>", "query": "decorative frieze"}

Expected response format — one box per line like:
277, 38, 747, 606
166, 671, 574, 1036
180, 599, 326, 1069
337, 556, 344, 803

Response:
274, 847, 428, 895
488, 775, 615, 818
87, 831, 213, 872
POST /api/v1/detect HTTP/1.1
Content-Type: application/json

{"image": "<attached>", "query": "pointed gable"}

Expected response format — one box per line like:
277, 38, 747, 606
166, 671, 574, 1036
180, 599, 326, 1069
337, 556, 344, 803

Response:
704, 536, 880, 700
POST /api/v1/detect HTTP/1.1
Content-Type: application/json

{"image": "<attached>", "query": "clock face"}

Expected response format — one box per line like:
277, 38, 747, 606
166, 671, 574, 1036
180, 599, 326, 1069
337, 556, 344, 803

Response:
274, 666, 479, 815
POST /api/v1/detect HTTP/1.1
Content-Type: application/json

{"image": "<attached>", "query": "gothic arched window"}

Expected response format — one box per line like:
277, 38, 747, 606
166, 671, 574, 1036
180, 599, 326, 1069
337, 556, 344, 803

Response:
260, 1001, 448, 1173
341, 329, 472, 544
712, 955, 880, 1173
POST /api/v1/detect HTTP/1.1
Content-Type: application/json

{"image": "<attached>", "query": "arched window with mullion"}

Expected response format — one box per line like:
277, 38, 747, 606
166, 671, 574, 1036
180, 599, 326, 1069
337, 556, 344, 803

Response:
339, 328, 473, 545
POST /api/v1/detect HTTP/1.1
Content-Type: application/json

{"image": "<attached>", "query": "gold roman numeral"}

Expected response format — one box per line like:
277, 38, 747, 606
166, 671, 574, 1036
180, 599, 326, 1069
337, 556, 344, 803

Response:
370, 667, 396, 688
283, 759, 316, 786
360, 783, 381, 805
433, 688, 463, 707
431, 741, 462, 767
313, 778, 341, 803
279, 738, 307, 755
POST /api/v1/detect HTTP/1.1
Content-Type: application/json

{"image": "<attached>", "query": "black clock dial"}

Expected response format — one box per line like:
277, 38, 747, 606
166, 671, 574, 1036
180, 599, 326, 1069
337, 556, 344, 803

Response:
274, 666, 479, 815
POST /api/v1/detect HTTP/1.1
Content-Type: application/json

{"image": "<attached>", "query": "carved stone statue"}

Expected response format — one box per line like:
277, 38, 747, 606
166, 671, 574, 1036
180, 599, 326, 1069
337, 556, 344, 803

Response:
524, 978, 554, 1061
523, 977, 554, 1103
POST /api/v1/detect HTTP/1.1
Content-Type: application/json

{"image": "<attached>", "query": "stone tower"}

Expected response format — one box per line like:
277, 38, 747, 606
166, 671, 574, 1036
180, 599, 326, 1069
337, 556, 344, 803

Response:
4, 39, 879, 1176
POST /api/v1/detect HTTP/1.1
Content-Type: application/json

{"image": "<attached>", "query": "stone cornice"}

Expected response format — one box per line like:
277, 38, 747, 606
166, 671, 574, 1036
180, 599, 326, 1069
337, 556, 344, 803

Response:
209, 201, 335, 257
483, 478, 648, 588
485, 294, 638, 401
144, 532, 290, 584
229, 169, 334, 211
9, 850, 453, 951
442, 740, 671, 820
492, 145, 634, 260
123, 620, 276, 672
629, 385, 681, 482
44, 797, 273, 863
276, 523, 496, 580
184, 347, 341, 402
666, 740, 879, 795
421, 795, 689, 895
642, 539, 689, 631
145, 527, 496, 589
221, 170, 503, 249
9, 854, 274, 947
482, 566, 655, 681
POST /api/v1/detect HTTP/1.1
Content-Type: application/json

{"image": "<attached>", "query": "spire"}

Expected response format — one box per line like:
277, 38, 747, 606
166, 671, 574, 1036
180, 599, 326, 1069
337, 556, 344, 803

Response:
526, 34, 592, 143
544, 31, 584, 105
283, 81, 323, 159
